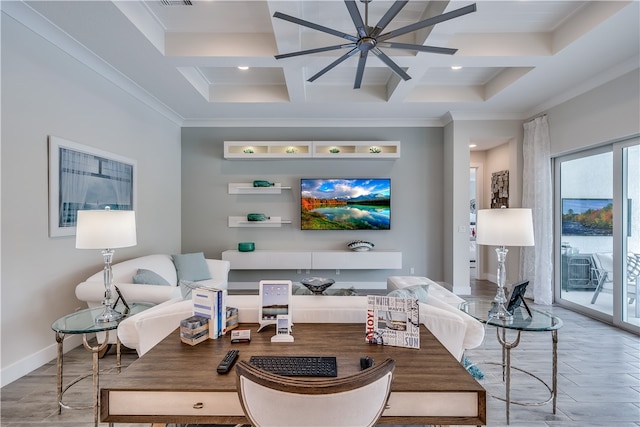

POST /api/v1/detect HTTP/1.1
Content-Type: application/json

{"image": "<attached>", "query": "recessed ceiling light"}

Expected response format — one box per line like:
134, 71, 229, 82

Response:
469, 144, 477, 148
237, 66, 249, 71
451, 66, 463, 70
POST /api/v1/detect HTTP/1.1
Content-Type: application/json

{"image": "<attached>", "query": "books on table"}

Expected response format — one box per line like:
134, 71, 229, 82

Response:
192, 286, 227, 339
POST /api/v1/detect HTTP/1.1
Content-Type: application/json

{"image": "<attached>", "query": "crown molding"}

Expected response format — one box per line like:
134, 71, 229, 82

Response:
525, 56, 640, 119
181, 117, 445, 128
2, 0, 184, 126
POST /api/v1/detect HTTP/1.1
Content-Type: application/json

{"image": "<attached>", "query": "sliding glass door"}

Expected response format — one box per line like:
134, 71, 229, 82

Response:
555, 137, 639, 333
619, 142, 639, 328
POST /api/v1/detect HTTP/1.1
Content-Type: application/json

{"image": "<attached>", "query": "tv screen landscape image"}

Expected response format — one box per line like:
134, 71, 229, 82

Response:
301, 178, 391, 230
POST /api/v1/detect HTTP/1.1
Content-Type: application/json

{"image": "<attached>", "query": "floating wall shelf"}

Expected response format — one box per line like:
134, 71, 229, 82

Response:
228, 183, 291, 195
312, 141, 400, 158
224, 141, 400, 159
228, 216, 291, 228
224, 141, 311, 159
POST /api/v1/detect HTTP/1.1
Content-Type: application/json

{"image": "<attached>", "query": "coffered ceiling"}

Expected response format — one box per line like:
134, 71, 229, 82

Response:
5, 1, 639, 128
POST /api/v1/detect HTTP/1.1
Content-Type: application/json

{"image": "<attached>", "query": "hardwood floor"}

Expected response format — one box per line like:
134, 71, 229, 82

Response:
1, 280, 639, 426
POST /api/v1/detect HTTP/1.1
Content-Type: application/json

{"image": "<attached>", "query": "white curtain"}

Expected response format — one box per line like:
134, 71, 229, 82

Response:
521, 116, 553, 305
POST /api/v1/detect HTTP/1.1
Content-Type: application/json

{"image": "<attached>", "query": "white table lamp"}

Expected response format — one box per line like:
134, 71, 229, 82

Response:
76, 208, 137, 322
476, 207, 534, 320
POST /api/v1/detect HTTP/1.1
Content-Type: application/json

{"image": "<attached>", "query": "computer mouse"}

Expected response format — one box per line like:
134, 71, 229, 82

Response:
360, 356, 374, 370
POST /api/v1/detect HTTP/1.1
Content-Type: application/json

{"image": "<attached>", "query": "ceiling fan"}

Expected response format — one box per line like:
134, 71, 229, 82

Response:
273, 1, 477, 89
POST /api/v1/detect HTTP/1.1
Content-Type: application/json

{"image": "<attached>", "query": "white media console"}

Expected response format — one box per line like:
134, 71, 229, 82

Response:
221, 250, 402, 271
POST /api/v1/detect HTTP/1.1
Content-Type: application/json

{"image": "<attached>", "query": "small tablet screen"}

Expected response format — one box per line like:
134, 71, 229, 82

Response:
259, 280, 292, 321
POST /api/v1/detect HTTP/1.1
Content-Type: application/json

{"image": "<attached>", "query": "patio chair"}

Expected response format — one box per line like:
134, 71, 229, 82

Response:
591, 252, 639, 317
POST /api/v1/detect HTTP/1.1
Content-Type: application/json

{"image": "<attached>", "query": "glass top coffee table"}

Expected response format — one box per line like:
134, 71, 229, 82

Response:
51, 302, 153, 427
460, 299, 563, 425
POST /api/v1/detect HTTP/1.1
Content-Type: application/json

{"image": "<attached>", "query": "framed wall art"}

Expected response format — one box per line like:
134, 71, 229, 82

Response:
48, 136, 136, 237
491, 170, 509, 208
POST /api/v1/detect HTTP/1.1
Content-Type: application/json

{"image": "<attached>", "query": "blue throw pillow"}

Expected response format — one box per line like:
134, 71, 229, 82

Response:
172, 252, 211, 282
132, 269, 171, 286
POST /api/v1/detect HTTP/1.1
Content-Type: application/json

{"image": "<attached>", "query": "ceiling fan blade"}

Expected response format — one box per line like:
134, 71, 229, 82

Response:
273, 11, 358, 43
354, 50, 369, 89
378, 3, 477, 42
308, 48, 359, 82
378, 42, 457, 55
370, 1, 408, 37
275, 43, 356, 60
372, 48, 411, 81
344, 0, 367, 38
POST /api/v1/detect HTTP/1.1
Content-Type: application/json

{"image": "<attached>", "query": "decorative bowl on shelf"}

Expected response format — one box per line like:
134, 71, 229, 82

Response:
300, 277, 335, 295
347, 240, 375, 251
238, 242, 255, 252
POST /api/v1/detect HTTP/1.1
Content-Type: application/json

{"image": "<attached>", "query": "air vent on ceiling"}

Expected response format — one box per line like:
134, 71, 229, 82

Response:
160, 0, 192, 6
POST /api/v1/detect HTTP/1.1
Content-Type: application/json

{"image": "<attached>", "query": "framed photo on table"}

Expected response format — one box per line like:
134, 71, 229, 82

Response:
48, 136, 136, 237
507, 280, 531, 316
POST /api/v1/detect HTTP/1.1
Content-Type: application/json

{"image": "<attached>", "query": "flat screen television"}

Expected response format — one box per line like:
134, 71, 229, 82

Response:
301, 178, 391, 230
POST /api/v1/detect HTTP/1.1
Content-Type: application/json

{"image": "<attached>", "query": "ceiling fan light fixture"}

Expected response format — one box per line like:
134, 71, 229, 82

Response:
273, 1, 477, 89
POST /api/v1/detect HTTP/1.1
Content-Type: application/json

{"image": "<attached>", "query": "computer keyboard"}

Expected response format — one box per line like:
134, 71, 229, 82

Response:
249, 355, 338, 377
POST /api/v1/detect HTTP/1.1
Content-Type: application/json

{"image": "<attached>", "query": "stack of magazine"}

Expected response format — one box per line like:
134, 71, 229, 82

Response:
365, 295, 420, 349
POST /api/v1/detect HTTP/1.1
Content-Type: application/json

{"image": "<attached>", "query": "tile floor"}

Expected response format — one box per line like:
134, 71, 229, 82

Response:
1, 281, 639, 426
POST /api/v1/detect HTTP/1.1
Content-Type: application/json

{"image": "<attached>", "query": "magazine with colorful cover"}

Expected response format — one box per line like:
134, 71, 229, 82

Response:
365, 295, 420, 349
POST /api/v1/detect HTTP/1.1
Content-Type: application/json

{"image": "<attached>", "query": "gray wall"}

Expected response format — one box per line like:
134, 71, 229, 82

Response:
547, 69, 640, 156
181, 127, 444, 286
1, 13, 182, 385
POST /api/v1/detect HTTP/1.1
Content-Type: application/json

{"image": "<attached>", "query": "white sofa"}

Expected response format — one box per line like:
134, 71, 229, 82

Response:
118, 276, 484, 361
75, 253, 231, 343
75, 254, 231, 306
387, 276, 485, 358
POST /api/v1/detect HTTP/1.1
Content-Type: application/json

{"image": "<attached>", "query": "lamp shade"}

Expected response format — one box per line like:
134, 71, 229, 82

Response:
476, 208, 534, 247
75, 209, 137, 249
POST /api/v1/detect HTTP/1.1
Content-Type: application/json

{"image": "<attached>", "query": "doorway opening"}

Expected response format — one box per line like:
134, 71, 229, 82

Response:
470, 167, 478, 280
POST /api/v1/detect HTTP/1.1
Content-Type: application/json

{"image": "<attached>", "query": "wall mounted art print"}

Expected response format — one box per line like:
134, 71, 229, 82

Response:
48, 136, 136, 237
491, 170, 509, 208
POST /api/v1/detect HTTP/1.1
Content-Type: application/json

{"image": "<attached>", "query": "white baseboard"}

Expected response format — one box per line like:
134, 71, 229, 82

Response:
1, 334, 83, 387
229, 281, 387, 290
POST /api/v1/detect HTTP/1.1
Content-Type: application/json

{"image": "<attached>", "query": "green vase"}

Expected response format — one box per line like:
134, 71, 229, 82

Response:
247, 213, 270, 221
253, 180, 274, 187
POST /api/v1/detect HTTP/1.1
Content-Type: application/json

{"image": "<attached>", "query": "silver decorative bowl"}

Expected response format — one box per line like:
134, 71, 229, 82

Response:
300, 277, 335, 295
347, 240, 374, 251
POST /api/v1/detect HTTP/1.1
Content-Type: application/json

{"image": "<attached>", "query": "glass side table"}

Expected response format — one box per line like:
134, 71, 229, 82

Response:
51, 302, 154, 427
459, 299, 563, 425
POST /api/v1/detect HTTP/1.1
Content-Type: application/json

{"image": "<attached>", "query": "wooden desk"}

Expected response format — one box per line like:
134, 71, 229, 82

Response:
101, 323, 486, 425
